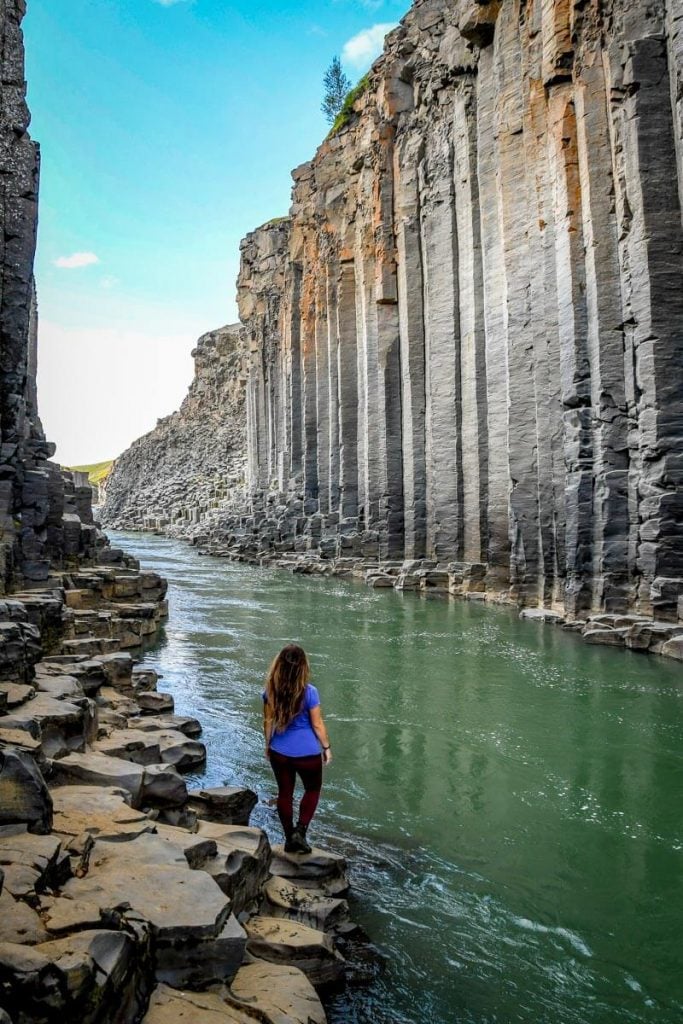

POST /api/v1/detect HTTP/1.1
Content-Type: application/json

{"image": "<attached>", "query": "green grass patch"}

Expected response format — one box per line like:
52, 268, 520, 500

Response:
328, 75, 370, 137
263, 216, 289, 228
68, 460, 114, 485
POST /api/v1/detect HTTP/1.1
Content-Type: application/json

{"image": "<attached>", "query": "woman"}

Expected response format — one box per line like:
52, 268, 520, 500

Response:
263, 643, 332, 854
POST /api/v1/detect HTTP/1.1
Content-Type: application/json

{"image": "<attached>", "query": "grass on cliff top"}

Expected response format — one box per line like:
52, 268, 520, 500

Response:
68, 460, 114, 485
328, 75, 370, 138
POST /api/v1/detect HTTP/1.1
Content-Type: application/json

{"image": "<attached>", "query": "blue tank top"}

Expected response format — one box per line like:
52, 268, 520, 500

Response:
264, 683, 321, 757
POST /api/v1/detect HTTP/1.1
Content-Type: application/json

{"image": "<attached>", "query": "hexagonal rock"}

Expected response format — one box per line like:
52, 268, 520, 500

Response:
263, 875, 349, 932
230, 962, 327, 1024
49, 752, 187, 809
187, 786, 258, 826
270, 846, 350, 897
61, 833, 244, 986
244, 916, 344, 987
0, 749, 52, 834
0, 928, 151, 1024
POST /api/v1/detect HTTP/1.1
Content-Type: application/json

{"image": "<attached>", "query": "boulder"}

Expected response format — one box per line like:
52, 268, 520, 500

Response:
244, 916, 344, 987
661, 636, 683, 660
0, 749, 52, 834
187, 786, 258, 826
230, 962, 327, 1024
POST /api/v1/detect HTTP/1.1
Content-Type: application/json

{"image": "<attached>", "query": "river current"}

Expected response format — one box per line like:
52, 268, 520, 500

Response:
109, 531, 683, 1024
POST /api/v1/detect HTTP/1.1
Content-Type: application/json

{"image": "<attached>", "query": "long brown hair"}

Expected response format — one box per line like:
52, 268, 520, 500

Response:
265, 644, 310, 733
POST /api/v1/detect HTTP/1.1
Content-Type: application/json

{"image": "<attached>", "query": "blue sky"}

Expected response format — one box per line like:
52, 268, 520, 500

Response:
25, 0, 409, 464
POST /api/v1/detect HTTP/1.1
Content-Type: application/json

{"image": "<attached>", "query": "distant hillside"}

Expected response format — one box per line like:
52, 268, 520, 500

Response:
68, 460, 114, 486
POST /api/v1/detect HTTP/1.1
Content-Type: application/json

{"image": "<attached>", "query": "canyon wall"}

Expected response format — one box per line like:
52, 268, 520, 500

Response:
101, 324, 248, 534
0, 0, 109, 590
237, 0, 683, 619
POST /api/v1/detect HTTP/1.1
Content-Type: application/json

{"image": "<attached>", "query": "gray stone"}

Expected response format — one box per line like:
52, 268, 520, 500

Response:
244, 915, 345, 987
187, 786, 258, 826
0, 749, 52, 834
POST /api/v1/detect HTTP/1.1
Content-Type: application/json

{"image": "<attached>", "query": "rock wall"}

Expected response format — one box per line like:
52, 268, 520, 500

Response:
101, 324, 248, 535
237, 0, 683, 620
0, 0, 105, 591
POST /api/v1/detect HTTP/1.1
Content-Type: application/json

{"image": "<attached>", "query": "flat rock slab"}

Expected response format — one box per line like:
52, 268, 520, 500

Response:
0, 890, 48, 945
0, 928, 148, 1024
127, 713, 202, 738
34, 674, 84, 701
0, 682, 35, 708
40, 895, 109, 936
143, 985, 253, 1024
270, 846, 350, 896
49, 752, 187, 808
264, 875, 348, 932
231, 962, 327, 1024
244, 915, 344, 987
188, 786, 258, 826
62, 833, 231, 943
93, 730, 162, 767
156, 912, 246, 989
51, 785, 154, 841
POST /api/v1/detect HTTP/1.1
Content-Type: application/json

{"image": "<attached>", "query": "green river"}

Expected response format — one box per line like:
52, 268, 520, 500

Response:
110, 532, 683, 1024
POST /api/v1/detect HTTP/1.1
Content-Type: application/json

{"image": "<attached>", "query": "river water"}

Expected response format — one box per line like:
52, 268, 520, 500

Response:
110, 531, 683, 1024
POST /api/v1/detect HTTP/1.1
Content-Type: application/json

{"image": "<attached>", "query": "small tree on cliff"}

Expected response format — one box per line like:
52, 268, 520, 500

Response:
322, 57, 351, 124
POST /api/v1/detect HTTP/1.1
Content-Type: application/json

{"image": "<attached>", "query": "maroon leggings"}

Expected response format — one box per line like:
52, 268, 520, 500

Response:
269, 750, 322, 835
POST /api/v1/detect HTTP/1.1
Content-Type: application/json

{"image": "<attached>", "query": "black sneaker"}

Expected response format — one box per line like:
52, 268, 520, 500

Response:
286, 825, 312, 855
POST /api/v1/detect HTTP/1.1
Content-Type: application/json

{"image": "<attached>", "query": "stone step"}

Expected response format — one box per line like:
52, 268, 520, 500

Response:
2, 693, 95, 758
263, 875, 349, 932
0, 828, 69, 898
61, 637, 121, 658
51, 785, 155, 844
231, 962, 327, 1023
244, 915, 345, 987
194, 821, 272, 915
127, 714, 202, 738
0, 683, 35, 709
187, 785, 257, 826
270, 846, 349, 897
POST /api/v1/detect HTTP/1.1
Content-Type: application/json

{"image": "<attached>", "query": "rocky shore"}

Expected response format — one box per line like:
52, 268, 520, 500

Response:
0, 551, 364, 1024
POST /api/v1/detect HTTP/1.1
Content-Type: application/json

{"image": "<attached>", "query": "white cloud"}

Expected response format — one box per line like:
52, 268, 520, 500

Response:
100, 275, 120, 290
342, 22, 396, 70
53, 252, 100, 270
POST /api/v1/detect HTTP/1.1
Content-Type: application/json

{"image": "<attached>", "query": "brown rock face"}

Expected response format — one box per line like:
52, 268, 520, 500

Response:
236, 0, 683, 618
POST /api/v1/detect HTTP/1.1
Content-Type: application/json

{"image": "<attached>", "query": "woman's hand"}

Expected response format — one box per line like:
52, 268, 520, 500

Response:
323, 747, 333, 766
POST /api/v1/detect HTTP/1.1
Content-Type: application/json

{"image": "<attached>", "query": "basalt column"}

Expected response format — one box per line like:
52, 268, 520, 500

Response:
236, 0, 683, 620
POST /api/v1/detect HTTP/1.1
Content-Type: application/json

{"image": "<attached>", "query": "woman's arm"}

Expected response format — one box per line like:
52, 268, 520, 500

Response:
263, 706, 273, 758
309, 705, 332, 765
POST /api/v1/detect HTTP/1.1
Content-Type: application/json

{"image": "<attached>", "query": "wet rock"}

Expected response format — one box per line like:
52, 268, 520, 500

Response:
187, 786, 258, 826
0, 749, 53, 834
263, 875, 349, 931
244, 915, 345, 987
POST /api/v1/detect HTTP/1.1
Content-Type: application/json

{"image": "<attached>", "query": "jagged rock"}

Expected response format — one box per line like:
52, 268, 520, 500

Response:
0, 749, 53, 834
270, 846, 349, 897
244, 916, 345, 987
62, 833, 245, 986
0, 830, 69, 898
0, 929, 152, 1024
263, 875, 348, 932
194, 821, 272, 915
187, 786, 258, 826
230, 962, 327, 1023
4, 693, 95, 758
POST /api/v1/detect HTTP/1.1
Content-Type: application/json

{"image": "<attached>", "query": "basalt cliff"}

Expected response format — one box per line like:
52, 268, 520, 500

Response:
231, 0, 683, 624
101, 324, 247, 534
